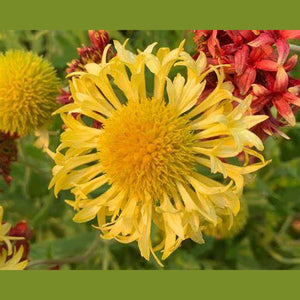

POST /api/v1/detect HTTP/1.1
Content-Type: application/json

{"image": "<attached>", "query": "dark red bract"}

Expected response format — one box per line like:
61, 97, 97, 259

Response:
65, 30, 111, 76
0, 132, 18, 186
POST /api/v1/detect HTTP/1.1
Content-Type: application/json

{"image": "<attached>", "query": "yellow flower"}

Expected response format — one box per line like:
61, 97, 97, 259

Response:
0, 206, 22, 254
0, 247, 28, 270
203, 198, 249, 239
0, 206, 27, 270
0, 50, 60, 136
49, 40, 269, 264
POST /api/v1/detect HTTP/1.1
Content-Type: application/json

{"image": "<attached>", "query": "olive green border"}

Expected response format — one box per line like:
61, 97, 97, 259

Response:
1, 270, 299, 298
0, 0, 299, 29
1, 1, 300, 298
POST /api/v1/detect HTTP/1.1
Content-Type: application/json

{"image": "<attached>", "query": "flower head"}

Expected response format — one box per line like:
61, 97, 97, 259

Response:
50, 40, 268, 264
193, 30, 300, 139
66, 30, 111, 75
0, 50, 60, 136
0, 206, 31, 270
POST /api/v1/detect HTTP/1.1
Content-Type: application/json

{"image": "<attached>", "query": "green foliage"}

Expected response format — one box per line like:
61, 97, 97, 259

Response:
0, 30, 299, 270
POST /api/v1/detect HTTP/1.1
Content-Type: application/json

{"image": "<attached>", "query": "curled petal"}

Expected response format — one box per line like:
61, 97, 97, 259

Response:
235, 66, 256, 95
255, 59, 278, 71
279, 30, 300, 40
252, 84, 271, 97
284, 55, 298, 72
248, 33, 275, 47
208, 30, 220, 57
276, 38, 290, 65
274, 66, 288, 93
239, 30, 258, 42
273, 97, 295, 125
283, 92, 300, 106
234, 45, 249, 75
288, 84, 300, 96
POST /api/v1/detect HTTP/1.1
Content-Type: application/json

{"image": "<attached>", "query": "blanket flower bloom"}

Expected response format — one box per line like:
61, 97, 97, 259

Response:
0, 50, 60, 136
193, 30, 300, 139
50, 40, 269, 264
0, 206, 29, 270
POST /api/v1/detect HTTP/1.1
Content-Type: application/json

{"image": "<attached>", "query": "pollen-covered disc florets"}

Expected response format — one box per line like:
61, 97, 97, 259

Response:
50, 40, 269, 264
0, 50, 60, 136
99, 98, 196, 198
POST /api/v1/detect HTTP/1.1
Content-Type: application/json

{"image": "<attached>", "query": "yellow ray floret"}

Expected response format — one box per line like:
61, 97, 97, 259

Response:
0, 50, 60, 136
49, 40, 269, 264
203, 198, 249, 239
0, 247, 28, 270
0, 206, 27, 270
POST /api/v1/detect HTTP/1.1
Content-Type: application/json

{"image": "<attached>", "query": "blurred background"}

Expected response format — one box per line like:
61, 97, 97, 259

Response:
0, 30, 299, 270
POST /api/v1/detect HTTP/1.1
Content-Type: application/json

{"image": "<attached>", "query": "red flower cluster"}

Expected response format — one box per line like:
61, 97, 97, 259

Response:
66, 30, 110, 74
0, 220, 33, 264
0, 132, 18, 186
57, 30, 111, 106
8, 221, 33, 260
194, 30, 300, 139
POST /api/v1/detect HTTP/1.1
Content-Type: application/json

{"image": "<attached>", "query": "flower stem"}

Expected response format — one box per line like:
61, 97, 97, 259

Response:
265, 246, 300, 265
290, 44, 300, 55
27, 235, 100, 269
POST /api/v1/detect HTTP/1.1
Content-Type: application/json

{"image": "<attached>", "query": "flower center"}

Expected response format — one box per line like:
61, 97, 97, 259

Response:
98, 98, 197, 198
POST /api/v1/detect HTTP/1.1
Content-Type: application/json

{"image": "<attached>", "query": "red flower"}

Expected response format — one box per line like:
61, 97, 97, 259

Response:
234, 44, 274, 95
248, 30, 300, 48
66, 30, 111, 75
252, 72, 300, 126
255, 39, 297, 73
194, 30, 220, 57
8, 221, 33, 260
57, 88, 72, 105
0, 132, 18, 186
88, 30, 110, 53
193, 30, 300, 139
0, 219, 33, 264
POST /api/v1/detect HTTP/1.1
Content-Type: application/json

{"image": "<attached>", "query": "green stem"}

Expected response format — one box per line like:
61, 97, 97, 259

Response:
266, 247, 300, 265
27, 235, 100, 269
101, 240, 111, 270
290, 44, 300, 55
31, 195, 54, 227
